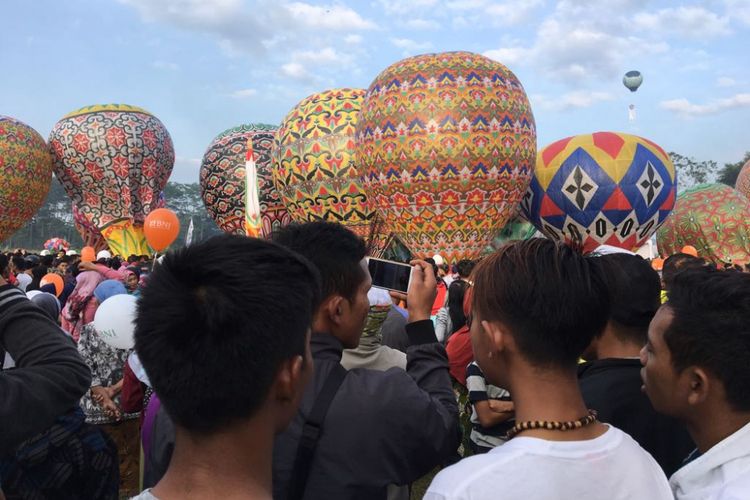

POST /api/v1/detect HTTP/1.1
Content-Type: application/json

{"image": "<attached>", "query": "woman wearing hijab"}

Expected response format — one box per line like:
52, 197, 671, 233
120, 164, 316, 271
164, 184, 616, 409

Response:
61, 271, 103, 342
30, 292, 61, 324
124, 267, 141, 297
77, 279, 140, 497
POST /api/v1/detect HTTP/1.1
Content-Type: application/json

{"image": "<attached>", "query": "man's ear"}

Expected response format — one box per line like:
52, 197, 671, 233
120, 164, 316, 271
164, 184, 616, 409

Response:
325, 295, 346, 327
271, 355, 306, 432
480, 320, 509, 355
685, 366, 711, 406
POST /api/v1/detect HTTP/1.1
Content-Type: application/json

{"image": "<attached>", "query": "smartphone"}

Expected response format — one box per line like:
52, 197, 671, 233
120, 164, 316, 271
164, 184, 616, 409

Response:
367, 257, 413, 294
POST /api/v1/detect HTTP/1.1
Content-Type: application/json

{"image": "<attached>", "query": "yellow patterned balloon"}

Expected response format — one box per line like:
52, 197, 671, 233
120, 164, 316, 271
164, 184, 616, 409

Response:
272, 88, 389, 255
356, 51, 536, 262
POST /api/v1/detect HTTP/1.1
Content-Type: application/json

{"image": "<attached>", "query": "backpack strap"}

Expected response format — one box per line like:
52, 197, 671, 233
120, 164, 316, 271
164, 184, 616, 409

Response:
287, 363, 348, 500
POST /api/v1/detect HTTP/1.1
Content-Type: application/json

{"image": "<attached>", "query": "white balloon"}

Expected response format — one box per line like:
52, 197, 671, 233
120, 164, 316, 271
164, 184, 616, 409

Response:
93, 294, 138, 350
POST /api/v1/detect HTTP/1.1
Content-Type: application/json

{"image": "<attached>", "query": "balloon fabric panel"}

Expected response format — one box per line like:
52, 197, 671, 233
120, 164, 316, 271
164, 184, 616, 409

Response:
356, 51, 536, 262
0, 116, 54, 242
657, 183, 750, 265
49, 104, 174, 230
736, 160, 750, 200
522, 132, 676, 253
272, 88, 390, 256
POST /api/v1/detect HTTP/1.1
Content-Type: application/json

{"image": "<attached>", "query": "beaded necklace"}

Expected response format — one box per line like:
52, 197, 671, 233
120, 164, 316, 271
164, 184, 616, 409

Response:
505, 409, 598, 440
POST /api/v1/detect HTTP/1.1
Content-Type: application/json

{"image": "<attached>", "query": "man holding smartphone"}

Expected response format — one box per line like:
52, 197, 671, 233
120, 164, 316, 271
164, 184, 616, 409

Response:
272, 222, 460, 500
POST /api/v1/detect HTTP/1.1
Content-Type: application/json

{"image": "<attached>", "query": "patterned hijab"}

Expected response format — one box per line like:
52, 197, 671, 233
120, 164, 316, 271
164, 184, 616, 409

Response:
63, 271, 103, 321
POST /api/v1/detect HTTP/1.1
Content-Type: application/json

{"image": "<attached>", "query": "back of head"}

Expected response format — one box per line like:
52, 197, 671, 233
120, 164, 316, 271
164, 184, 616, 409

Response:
665, 266, 750, 411
662, 253, 706, 289
456, 259, 475, 279
134, 234, 321, 433
448, 279, 470, 332
598, 253, 661, 345
472, 239, 610, 369
40, 255, 54, 268
272, 222, 367, 301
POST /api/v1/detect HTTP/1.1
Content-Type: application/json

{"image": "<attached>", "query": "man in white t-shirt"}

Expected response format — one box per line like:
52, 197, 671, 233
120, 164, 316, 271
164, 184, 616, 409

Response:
425, 239, 672, 500
641, 266, 750, 499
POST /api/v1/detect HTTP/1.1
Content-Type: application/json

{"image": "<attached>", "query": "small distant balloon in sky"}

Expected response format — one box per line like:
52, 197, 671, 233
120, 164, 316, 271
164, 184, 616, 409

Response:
623, 71, 643, 92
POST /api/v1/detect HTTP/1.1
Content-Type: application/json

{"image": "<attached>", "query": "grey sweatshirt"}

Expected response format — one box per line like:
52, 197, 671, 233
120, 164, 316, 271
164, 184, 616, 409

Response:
0, 284, 91, 456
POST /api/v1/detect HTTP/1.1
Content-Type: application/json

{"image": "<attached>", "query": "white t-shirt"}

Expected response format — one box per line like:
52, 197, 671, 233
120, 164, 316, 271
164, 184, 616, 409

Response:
425, 425, 673, 500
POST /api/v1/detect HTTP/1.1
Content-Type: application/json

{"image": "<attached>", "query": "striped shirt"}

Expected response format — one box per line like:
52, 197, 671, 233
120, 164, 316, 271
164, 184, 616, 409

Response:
466, 361, 514, 448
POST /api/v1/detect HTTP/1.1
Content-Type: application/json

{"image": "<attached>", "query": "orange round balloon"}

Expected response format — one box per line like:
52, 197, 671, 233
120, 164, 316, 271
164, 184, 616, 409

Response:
144, 208, 180, 251
681, 245, 698, 257
81, 246, 96, 263
40, 273, 64, 297
651, 258, 664, 271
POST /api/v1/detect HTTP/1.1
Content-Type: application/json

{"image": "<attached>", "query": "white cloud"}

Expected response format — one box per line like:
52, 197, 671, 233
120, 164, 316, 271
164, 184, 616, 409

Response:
717, 77, 737, 87
660, 93, 750, 116
390, 38, 433, 54
281, 62, 313, 81
403, 18, 441, 30
484, 0, 543, 26
531, 91, 615, 111
120, 0, 243, 24
285, 2, 376, 30
377, 0, 438, 14
230, 88, 258, 98
483, 46, 530, 66
725, 0, 750, 26
152, 60, 179, 71
633, 7, 731, 39
344, 34, 363, 44
292, 47, 349, 65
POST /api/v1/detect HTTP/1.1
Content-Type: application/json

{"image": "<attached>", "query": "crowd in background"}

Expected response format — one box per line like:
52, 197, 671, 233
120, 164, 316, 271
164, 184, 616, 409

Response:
1, 224, 750, 500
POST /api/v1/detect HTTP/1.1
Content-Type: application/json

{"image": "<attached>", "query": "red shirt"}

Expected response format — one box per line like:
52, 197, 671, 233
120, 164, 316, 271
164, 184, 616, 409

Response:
446, 325, 473, 386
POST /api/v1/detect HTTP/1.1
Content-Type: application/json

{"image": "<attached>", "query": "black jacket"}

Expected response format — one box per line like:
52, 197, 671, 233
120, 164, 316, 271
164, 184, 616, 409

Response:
273, 320, 460, 500
0, 284, 91, 457
578, 358, 694, 476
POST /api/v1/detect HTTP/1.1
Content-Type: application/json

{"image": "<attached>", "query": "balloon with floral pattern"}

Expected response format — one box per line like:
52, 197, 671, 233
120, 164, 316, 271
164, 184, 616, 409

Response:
0, 116, 54, 243
49, 104, 174, 257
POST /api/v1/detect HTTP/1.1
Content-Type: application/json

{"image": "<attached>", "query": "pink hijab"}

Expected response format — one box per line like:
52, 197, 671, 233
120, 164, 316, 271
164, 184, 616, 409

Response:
63, 271, 104, 322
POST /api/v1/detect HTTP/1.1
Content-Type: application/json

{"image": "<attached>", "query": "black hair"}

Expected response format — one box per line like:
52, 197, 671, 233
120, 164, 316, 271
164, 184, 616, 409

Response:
272, 222, 368, 301
127, 266, 141, 279
448, 279, 470, 333
127, 255, 139, 264
665, 266, 750, 412
472, 239, 610, 369
40, 255, 54, 268
134, 234, 321, 434
56, 256, 71, 266
456, 259, 475, 279
11, 256, 26, 272
662, 253, 706, 290
598, 254, 661, 345
27, 265, 48, 292
0, 254, 8, 277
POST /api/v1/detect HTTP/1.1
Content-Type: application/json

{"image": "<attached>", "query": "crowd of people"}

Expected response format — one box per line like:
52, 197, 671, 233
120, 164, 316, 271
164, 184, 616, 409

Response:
1, 223, 749, 500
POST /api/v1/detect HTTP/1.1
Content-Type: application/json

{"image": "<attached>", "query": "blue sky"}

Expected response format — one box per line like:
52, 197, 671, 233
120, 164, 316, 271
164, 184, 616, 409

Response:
3, 0, 749, 183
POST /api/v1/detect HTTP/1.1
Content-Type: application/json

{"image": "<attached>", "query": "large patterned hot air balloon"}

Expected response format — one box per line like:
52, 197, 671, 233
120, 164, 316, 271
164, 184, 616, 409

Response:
657, 183, 750, 265
735, 159, 750, 200
49, 104, 174, 257
522, 132, 676, 253
272, 88, 390, 255
200, 124, 290, 237
356, 51, 536, 262
0, 116, 54, 243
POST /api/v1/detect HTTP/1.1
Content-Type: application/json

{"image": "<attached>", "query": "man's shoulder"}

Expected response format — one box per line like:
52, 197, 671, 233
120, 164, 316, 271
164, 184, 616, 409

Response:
426, 447, 525, 498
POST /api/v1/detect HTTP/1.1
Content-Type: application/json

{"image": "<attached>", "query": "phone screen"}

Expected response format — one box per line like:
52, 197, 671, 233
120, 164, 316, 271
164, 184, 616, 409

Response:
368, 258, 412, 294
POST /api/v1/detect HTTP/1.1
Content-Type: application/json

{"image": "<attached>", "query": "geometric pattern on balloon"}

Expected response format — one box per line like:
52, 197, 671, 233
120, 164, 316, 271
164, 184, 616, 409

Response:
355, 51, 537, 262
736, 159, 750, 200
272, 88, 390, 256
521, 131, 676, 253
0, 116, 54, 242
656, 183, 750, 265
48, 104, 175, 230
200, 123, 289, 237
73, 203, 109, 251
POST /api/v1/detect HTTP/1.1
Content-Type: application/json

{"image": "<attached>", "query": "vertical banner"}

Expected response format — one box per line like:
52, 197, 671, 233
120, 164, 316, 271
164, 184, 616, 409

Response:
186, 217, 194, 246
244, 137, 262, 238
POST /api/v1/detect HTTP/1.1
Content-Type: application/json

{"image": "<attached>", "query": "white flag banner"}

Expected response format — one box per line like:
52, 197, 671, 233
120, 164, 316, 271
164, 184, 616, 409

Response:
186, 217, 194, 246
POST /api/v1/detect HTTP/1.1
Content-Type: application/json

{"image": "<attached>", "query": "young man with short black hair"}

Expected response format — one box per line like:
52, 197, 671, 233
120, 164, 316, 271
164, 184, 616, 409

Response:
132, 234, 321, 499
641, 266, 750, 499
579, 253, 694, 475
272, 222, 459, 500
426, 239, 672, 500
